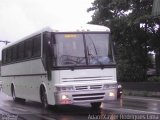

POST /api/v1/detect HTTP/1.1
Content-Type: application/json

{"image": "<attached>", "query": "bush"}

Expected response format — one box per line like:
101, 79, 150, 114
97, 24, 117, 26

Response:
117, 62, 147, 82
148, 76, 160, 82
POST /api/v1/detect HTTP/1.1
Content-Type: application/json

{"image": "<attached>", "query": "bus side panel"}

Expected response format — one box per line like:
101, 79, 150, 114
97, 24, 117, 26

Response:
1, 59, 46, 102
1, 59, 45, 76
2, 77, 12, 97
13, 75, 43, 102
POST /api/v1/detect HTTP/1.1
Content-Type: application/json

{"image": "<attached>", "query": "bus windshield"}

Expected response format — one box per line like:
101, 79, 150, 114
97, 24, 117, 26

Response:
55, 33, 114, 67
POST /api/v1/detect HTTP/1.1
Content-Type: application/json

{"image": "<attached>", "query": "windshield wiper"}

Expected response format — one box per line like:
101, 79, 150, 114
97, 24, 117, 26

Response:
87, 46, 104, 69
86, 36, 104, 69
88, 35, 104, 65
60, 55, 86, 70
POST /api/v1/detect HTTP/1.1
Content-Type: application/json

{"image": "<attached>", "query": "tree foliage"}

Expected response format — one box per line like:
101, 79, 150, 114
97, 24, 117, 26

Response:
88, 0, 156, 82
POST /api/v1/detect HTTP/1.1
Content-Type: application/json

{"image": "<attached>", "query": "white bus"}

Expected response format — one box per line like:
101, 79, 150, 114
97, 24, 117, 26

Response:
1, 24, 118, 109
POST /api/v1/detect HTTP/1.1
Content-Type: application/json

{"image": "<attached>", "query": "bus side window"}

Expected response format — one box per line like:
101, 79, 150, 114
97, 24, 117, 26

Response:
12, 46, 17, 62
17, 42, 24, 60
6, 48, 11, 63
2, 50, 6, 64
24, 39, 32, 59
32, 35, 41, 57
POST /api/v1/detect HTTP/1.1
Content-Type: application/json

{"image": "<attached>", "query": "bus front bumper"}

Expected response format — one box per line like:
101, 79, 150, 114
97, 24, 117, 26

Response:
54, 89, 117, 105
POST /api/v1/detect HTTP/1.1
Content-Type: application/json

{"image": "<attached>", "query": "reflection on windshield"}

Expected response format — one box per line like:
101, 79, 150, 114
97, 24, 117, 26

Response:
55, 33, 114, 66
56, 34, 86, 66
85, 34, 113, 65
60, 55, 86, 65
88, 56, 112, 65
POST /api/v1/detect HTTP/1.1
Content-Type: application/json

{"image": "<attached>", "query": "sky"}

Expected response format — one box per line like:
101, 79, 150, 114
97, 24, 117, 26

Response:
0, 0, 94, 58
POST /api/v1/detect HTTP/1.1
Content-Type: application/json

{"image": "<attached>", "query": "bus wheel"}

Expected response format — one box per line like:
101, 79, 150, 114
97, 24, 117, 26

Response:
91, 102, 101, 109
41, 87, 48, 109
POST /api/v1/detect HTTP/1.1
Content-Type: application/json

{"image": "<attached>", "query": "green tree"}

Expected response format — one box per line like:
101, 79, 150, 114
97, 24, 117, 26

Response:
88, 0, 153, 82
148, 18, 160, 75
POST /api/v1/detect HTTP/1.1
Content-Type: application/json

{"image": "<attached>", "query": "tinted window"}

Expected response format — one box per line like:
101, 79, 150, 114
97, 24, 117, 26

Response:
11, 46, 17, 62
6, 48, 11, 63
32, 35, 41, 57
17, 43, 24, 60
2, 50, 6, 64
24, 39, 32, 58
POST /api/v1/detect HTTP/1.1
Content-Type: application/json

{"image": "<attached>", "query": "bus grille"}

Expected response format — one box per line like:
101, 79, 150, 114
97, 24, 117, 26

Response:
72, 93, 105, 101
62, 76, 114, 82
75, 85, 102, 90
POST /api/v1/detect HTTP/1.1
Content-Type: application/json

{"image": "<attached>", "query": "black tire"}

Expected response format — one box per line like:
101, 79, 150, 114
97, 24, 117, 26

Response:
91, 102, 101, 109
41, 87, 49, 109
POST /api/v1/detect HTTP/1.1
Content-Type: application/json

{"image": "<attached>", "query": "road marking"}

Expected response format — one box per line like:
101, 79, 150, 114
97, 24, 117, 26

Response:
11, 107, 28, 112
3, 103, 10, 107
123, 96, 160, 102
105, 107, 160, 114
35, 114, 56, 120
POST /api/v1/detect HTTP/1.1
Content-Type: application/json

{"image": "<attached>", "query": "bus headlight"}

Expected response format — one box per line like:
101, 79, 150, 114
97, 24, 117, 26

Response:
103, 84, 117, 89
56, 86, 74, 92
62, 95, 69, 100
109, 92, 115, 97
60, 94, 72, 104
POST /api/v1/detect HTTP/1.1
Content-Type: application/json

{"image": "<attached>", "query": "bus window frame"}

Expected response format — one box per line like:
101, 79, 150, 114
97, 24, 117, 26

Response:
1, 34, 42, 66
50, 31, 116, 70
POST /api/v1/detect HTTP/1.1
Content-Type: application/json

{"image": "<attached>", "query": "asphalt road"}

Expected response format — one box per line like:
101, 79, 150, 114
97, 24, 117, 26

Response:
0, 90, 160, 120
